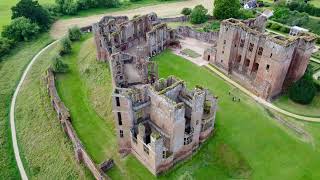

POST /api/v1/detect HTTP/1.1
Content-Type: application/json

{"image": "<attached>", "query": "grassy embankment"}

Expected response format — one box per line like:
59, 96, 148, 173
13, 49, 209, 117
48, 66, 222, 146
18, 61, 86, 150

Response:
0, 33, 53, 179
14, 37, 92, 179
56, 36, 320, 179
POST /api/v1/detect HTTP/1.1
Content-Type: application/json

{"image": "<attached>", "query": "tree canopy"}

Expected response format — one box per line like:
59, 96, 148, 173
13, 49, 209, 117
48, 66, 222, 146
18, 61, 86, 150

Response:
214, 0, 241, 20
2, 17, 40, 41
11, 0, 51, 30
190, 5, 208, 24
289, 66, 316, 105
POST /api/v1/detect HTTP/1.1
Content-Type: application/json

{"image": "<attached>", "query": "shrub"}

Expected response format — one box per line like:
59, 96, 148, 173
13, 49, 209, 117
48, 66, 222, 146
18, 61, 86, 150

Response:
68, 26, 82, 41
55, 0, 78, 15
279, 26, 290, 33
52, 56, 69, 73
270, 23, 281, 31
190, 5, 208, 24
2, 17, 40, 41
0, 37, 15, 58
289, 66, 316, 104
181, 7, 192, 16
11, 0, 52, 30
214, 0, 241, 20
203, 21, 220, 32
60, 37, 72, 55
238, 9, 255, 20
129, 0, 142, 2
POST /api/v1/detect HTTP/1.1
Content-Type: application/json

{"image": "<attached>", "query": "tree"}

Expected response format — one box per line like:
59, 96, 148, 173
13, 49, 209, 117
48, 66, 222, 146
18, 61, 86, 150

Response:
214, 0, 241, 20
55, 0, 78, 15
181, 8, 192, 16
60, 37, 72, 55
0, 37, 15, 58
68, 26, 82, 41
52, 56, 69, 73
2, 17, 40, 41
190, 5, 208, 24
289, 66, 316, 104
11, 0, 52, 30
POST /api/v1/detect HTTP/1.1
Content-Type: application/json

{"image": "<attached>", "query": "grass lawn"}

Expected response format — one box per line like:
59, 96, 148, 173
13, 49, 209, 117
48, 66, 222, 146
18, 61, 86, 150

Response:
181, 48, 201, 58
310, 0, 320, 8
273, 93, 320, 118
0, 33, 53, 179
55, 36, 320, 179
15, 38, 92, 179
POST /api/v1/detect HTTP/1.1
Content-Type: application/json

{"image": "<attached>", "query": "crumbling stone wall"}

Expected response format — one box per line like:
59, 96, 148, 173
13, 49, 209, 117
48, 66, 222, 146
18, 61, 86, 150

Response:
93, 13, 177, 62
176, 26, 219, 43
46, 69, 111, 180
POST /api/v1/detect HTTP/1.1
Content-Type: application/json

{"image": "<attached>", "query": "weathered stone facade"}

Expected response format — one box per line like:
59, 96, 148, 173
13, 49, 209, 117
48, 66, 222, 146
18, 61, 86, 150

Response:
208, 15, 316, 99
93, 13, 177, 61
93, 13, 218, 175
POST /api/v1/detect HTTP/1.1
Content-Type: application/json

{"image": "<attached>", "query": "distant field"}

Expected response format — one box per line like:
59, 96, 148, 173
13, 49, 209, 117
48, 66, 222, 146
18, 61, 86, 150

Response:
310, 0, 320, 8
0, 0, 54, 32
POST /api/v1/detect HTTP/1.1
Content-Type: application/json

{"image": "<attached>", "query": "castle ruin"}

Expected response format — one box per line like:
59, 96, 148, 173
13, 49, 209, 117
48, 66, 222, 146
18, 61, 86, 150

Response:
93, 13, 218, 175
203, 14, 316, 99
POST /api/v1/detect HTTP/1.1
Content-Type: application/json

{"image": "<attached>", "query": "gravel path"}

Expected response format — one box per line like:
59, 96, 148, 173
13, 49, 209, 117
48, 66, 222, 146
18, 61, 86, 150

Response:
50, 0, 213, 38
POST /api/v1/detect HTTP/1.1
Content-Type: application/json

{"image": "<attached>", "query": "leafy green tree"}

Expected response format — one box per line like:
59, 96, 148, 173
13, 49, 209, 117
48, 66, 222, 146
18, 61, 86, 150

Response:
59, 37, 72, 55
52, 56, 69, 73
11, 0, 52, 30
2, 17, 40, 41
55, 0, 78, 15
190, 5, 208, 24
181, 8, 192, 16
68, 26, 82, 41
289, 66, 316, 104
0, 37, 15, 58
214, 0, 241, 20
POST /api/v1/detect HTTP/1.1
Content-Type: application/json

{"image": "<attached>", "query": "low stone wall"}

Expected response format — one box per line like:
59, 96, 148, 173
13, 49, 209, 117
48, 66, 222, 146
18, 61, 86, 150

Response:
46, 69, 111, 180
159, 16, 189, 23
176, 26, 219, 43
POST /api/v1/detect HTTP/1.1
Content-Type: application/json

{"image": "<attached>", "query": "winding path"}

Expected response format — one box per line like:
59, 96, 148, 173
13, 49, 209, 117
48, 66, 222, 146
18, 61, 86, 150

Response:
10, 40, 59, 180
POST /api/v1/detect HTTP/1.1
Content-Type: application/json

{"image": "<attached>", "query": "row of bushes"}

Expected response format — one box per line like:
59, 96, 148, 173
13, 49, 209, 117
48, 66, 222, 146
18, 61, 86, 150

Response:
288, 1, 320, 17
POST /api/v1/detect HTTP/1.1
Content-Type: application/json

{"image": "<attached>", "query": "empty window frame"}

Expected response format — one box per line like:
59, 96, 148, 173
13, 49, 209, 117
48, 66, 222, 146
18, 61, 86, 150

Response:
116, 97, 120, 106
240, 39, 245, 47
117, 112, 122, 125
258, 47, 263, 56
266, 64, 270, 71
120, 130, 124, 138
249, 43, 254, 52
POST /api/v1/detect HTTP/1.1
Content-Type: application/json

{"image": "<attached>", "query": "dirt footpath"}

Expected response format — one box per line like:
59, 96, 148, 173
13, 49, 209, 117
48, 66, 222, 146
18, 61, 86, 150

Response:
50, 0, 213, 39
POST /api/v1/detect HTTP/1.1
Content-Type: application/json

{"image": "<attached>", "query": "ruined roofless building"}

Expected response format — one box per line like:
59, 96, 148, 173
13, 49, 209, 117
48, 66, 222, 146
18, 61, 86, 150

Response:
111, 69, 218, 175
92, 13, 177, 61
92, 13, 218, 175
205, 14, 316, 99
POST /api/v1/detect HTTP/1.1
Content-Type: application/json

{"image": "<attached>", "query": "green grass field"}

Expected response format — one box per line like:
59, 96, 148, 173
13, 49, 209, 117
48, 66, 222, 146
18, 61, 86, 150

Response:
54, 37, 320, 179
310, 0, 320, 8
273, 93, 320, 118
15, 38, 92, 179
0, 33, 53, 179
